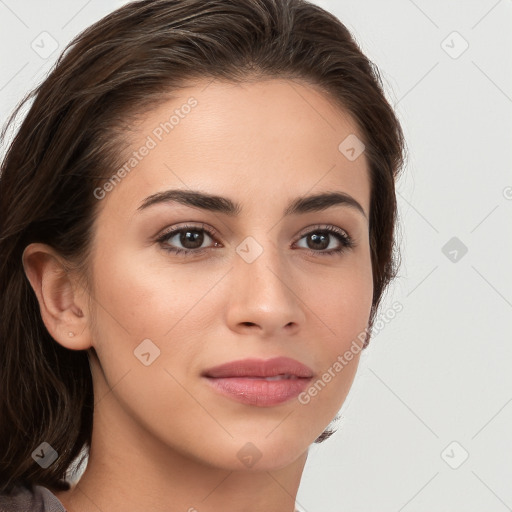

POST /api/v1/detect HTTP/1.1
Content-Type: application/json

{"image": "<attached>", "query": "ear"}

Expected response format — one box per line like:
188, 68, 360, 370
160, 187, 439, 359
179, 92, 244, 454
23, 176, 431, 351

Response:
22, 243, 92, 350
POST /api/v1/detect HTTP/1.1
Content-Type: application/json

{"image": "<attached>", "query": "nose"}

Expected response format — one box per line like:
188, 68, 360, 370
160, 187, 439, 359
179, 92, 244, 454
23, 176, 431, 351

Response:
225, 237, 306, 338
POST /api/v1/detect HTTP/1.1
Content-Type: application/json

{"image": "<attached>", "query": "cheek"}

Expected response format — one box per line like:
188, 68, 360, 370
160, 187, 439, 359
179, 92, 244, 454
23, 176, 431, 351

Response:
291, 281, 371, 438
299, 252, 372, 397
90, 244, 205, 339
87, 240, 227, 397
307, 250, 373, 343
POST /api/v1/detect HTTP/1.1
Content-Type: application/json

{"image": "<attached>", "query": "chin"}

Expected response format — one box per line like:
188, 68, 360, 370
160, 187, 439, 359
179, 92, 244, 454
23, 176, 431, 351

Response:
187, 425, 318, 472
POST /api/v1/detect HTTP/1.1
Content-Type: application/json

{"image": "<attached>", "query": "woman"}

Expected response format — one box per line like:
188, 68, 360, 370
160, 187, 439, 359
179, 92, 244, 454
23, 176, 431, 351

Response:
0, 0, 404, 510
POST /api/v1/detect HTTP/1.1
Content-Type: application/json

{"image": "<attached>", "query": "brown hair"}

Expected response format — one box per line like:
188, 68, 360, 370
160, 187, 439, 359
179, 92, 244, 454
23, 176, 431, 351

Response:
0, 0, 404, 494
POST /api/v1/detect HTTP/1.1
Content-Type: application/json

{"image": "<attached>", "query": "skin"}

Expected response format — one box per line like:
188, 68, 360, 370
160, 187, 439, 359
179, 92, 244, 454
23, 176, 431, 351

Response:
23, 78, 373, 512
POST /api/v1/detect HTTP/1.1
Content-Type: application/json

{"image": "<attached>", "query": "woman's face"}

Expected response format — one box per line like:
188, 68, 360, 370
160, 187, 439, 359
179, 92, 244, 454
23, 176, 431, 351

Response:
85, 78, 373, 471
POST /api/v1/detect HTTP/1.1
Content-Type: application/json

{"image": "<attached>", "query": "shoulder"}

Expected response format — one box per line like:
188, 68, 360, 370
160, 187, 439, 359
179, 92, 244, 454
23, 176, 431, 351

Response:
0, 484, 67, 512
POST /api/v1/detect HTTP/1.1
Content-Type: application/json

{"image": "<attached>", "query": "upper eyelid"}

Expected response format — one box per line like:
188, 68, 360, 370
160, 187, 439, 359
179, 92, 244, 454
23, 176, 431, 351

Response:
296, 224, 349, 238
158, 222, 218, 238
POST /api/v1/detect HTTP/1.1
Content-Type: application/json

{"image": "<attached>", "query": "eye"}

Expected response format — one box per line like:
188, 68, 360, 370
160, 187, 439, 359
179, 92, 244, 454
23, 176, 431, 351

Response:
294, 225, 354, 256
156, 223, 355, 258
156, 224, 221, 256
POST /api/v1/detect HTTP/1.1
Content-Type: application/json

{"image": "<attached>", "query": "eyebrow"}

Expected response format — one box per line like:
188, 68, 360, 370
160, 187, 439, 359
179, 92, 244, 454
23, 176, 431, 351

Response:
137, 189, 367, 219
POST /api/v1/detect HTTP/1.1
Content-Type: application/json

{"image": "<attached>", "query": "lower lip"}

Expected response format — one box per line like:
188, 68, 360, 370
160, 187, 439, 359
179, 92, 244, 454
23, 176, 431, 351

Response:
204, 377, 312, 406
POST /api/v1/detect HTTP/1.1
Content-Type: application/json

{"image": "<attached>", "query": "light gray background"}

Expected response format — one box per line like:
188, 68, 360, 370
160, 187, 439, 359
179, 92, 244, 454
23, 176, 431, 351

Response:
1, 1, 511, 511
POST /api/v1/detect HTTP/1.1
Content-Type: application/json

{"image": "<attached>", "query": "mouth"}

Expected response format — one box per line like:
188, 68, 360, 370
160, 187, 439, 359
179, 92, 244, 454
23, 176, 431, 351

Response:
202, 357, 314, 407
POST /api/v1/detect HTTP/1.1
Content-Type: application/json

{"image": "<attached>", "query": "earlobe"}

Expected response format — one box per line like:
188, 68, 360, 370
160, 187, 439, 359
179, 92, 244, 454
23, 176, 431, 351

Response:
21, 243, 92, 351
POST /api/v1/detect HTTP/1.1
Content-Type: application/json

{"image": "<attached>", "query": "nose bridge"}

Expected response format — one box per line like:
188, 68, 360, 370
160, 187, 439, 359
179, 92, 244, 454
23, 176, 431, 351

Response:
235, 233, 287, 295
227, 232, 303, 333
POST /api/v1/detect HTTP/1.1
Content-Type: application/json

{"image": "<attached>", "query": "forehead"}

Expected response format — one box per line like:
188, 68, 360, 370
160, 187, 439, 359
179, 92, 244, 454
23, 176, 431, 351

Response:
100, 78, 371, 218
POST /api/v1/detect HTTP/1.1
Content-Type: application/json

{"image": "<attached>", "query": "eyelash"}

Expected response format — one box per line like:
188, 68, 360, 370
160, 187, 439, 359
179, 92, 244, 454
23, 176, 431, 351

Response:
156, 223, 355, 258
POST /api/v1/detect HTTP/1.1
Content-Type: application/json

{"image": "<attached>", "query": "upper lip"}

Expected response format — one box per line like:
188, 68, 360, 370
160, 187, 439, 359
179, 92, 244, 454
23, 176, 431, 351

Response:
202, 356, 314, 379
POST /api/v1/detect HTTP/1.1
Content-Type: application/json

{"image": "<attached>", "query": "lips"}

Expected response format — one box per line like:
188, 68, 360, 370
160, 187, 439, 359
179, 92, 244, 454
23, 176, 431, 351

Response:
202, 357, 314, 406
202, 356, 314, 379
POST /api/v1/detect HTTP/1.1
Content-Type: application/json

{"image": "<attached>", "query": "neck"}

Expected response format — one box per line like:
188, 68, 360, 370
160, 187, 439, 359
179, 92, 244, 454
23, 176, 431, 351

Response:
58, 439, 306, 512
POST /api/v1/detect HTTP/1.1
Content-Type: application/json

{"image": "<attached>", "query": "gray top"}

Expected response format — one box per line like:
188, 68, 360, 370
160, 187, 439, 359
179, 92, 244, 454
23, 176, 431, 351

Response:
0, 485, 303, 511
0, 485, 66, 512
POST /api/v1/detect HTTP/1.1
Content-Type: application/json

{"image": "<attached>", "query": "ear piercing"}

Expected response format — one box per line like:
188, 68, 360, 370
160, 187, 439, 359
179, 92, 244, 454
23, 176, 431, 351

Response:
68, 332, 75, 338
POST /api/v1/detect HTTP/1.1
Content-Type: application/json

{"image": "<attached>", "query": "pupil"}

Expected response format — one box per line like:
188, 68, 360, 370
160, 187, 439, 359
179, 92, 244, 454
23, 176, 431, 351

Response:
181, 230, 203, 249
177, 230, 331, 251
309, 232, 328, 250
